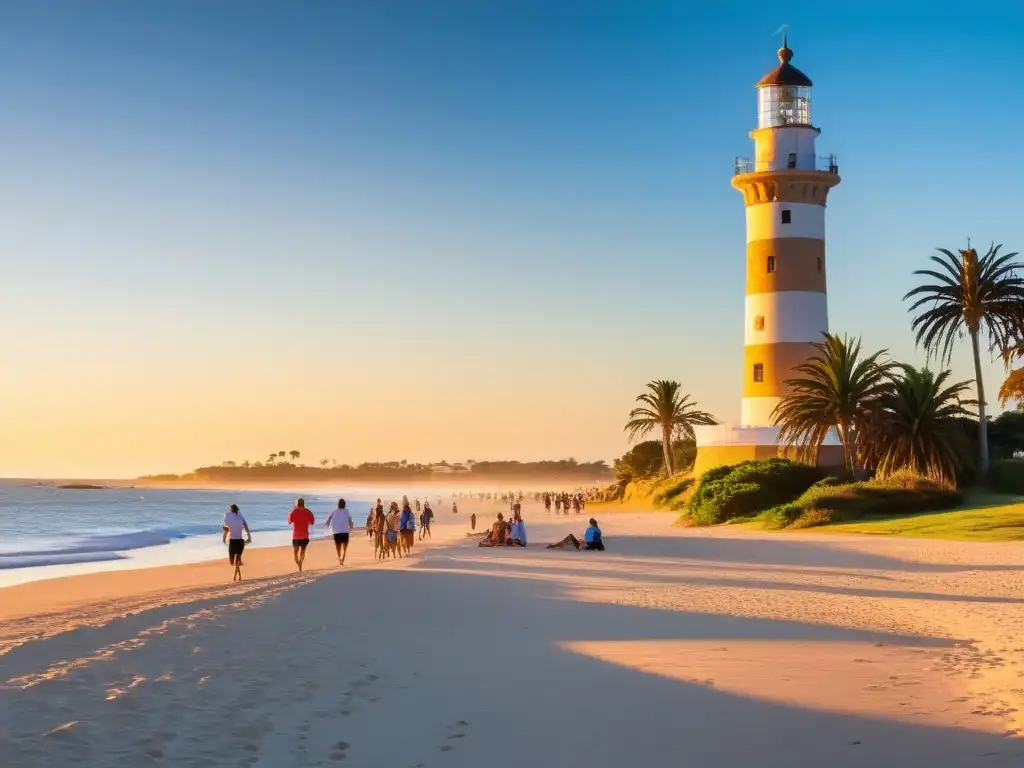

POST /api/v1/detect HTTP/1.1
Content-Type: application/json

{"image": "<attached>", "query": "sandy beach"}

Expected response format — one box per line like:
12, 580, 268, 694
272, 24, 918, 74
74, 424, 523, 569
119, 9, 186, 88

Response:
2, 507, 1024, 767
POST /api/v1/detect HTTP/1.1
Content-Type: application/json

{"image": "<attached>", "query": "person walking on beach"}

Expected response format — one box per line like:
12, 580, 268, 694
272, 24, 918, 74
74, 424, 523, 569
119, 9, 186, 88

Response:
325, 499, 354, 566
414, 497, 421, 513
470, 511, 476, 531
452, 500, 458, 515
421, 500, 434, 540
288, 498, 315, 572
374, 504, 388, 560
222, 504, 252, 581
399, 502, 416, 555
385, 502, 401, 559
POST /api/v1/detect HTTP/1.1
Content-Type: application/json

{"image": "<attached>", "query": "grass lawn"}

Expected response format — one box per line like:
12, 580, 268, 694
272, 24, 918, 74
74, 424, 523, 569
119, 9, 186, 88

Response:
814, 491, 1024, 542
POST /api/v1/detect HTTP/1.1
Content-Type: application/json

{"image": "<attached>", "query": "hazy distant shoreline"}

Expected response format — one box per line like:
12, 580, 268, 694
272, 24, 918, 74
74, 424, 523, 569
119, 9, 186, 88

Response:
132, 457, 613, 491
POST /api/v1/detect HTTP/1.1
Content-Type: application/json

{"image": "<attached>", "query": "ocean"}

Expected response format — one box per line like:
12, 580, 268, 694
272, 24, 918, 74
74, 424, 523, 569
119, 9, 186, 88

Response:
0, 484, 376, 588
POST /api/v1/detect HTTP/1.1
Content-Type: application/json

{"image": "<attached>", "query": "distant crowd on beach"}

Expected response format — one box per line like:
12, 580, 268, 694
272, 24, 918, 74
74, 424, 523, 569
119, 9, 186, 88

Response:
219, 489, 606, 581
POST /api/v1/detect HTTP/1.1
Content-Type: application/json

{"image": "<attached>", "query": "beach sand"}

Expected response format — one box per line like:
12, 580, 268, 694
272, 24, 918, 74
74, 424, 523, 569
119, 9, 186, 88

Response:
2, 507, 1024, 766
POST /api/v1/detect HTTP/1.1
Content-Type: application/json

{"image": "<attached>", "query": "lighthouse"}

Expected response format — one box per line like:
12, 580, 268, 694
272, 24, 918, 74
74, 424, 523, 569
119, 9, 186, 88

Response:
693, 38, 843, 474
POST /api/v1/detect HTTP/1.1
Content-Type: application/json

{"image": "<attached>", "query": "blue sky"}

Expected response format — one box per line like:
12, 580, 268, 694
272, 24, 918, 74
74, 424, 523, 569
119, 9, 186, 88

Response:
0, 1, 1022, 476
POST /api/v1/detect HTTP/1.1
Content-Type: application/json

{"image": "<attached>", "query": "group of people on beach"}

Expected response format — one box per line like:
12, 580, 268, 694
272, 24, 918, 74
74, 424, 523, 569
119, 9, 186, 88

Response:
541, 491, 587, 515
472, 503, 604, 552
220, 491, 605, 581
221, 497, 354, 581
364, 496, 433, 561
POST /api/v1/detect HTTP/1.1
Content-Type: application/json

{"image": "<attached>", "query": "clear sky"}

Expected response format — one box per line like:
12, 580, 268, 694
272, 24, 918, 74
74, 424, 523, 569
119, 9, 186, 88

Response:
1, 1, 1022, 478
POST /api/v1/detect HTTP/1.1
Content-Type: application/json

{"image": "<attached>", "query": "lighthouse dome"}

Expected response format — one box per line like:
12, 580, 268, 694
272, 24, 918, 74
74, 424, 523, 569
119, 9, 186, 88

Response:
756, 42, 812, 88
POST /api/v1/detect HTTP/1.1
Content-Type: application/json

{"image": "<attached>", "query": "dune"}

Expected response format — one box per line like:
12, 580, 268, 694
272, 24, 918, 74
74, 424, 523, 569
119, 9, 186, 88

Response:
1, 506, 1023, 766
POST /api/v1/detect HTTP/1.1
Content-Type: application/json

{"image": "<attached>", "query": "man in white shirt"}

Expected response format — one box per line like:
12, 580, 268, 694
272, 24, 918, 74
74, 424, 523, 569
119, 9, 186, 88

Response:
221, 504, 252, 581
325, 499, 355, 566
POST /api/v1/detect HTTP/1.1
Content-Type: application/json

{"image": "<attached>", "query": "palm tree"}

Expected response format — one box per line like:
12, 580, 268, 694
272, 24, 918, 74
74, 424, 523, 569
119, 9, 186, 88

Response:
771, 333, 894, 472
278, 450, 286, 460
320, 458, 329, 468
266, 453, 277, 465
289, 450, 301, 463
624, 380, 717, 476
859, 366, 973, 482
905, 243, 1024, 475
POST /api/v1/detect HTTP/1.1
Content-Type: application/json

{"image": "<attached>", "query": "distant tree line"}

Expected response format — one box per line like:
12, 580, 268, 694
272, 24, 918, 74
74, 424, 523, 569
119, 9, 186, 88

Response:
139, 454, 612, 482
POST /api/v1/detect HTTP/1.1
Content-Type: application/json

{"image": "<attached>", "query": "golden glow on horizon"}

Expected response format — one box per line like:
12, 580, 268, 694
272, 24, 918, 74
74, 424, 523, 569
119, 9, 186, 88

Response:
1, 358, 639, 478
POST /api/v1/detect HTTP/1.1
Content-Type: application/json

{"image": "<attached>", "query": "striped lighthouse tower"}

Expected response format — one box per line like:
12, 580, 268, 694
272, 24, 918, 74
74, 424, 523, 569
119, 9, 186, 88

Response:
735, 38, 840, 427
694, 38, 842, 474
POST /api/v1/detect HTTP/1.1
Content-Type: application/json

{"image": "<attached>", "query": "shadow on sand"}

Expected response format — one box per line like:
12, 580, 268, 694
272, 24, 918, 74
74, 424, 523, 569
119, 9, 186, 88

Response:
2, 554, 1021, 767
601, 534, 1019, 573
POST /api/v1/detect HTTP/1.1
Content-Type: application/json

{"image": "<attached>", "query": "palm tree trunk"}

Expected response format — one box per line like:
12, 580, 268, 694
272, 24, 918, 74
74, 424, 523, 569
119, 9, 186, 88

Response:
971, 328, 990, 475
661, 426, 673, 477
839, 423, 852, 474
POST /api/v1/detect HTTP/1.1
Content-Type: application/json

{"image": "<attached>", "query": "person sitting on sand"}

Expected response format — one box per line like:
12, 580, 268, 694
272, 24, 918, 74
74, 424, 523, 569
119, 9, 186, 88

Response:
222, 504, 252, 581
478, 513, 508, 547
508, 513, 527, 547
546, 518, 604, 551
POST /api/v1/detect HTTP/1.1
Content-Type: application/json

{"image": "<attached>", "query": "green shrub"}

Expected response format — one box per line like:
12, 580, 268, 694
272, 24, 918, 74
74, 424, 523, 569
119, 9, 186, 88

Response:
755, 503, 803, 529
689, 458, 823, 526
987, 459, 1024, 495
775, 473, 961, 529
652, 475, 695, 508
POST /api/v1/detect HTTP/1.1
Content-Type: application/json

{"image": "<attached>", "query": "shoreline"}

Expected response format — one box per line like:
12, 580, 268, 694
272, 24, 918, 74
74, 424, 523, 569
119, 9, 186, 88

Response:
0, 519, 471, 656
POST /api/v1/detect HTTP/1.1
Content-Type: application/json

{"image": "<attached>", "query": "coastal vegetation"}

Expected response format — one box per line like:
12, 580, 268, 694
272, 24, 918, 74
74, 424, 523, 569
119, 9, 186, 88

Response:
660, 242, 1024, 534
904, 243, 1024, 475
688, 458, 822, 526
998, 340, 1024, 408
771, 334, 894, 472
818, 490, 1024, 541
755, 473, 962, 530
140, 457, 612, 484
623, 380, 717, 476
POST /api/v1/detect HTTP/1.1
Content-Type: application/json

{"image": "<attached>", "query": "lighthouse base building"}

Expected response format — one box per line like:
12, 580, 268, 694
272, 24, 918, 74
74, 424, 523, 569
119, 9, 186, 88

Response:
693, 39, 844, 476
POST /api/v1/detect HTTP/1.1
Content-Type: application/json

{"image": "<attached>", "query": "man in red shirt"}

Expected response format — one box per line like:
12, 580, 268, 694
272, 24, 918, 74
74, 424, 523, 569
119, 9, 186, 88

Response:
288, 497, 315, 572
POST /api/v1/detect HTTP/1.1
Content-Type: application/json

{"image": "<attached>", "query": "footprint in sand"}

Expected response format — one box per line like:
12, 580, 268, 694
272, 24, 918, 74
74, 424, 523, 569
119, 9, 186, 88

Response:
329, 740, 350, 761
441, 720, 470, 749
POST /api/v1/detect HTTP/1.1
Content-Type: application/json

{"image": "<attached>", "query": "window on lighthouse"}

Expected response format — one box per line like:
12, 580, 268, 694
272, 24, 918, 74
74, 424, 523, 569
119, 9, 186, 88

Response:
781, 209, 792, 224
753, 363, 764, 383
767, 256, 776, 273
754, 315, 765, 332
